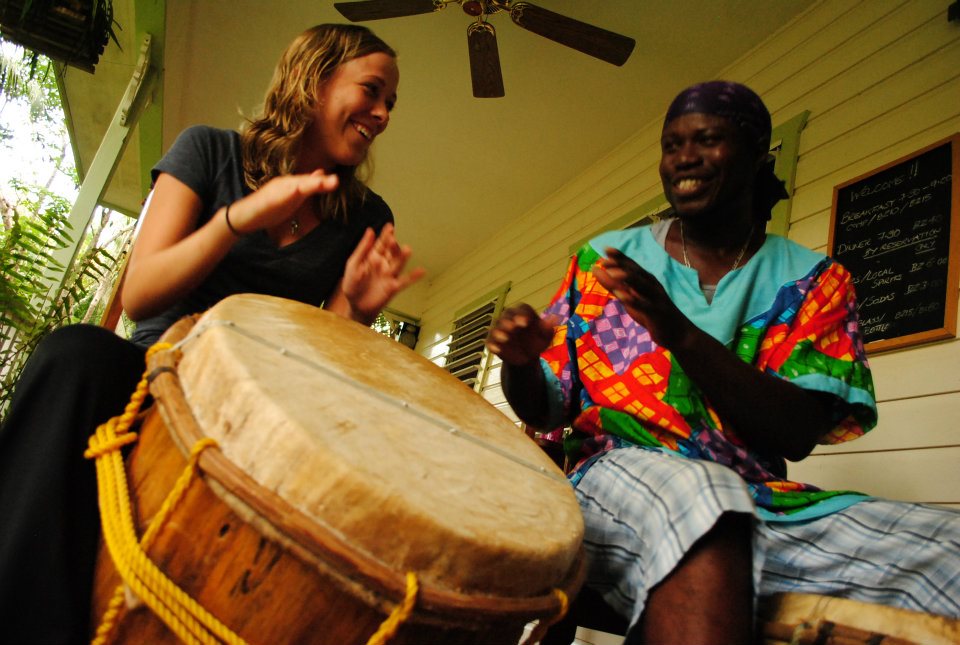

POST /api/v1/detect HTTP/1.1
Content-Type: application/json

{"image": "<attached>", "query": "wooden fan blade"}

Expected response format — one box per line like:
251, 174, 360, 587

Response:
509, 2, 636, 66
468, 23, 505, 98
333, 0, 440, 22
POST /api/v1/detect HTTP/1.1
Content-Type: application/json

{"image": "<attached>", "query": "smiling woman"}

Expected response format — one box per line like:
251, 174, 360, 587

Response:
303, 51, 398, 171
0, 23, 424, 644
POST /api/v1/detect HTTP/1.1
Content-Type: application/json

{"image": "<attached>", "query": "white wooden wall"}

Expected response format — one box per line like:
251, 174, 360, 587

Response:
419, 0, 960, 509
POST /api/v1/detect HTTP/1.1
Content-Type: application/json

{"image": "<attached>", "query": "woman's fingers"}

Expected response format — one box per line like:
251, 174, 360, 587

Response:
350, 224, 408, 268
302, 169, 340, 194
370, 226, 423, 285
390, 264, 426, 292
372, 225, 413, 275
340, 224, 425, 319
239, 171, 341, 231
399, 266, 426, 289
347, 227, 378, 268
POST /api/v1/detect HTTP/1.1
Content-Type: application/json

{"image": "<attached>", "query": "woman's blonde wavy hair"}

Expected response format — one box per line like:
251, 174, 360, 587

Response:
240, 24, 396, 221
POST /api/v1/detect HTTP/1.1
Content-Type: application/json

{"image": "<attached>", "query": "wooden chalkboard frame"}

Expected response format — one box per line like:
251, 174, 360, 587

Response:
829, 133, 960, 354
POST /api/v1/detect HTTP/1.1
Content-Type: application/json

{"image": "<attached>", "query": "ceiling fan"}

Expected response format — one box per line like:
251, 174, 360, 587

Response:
332, 0, 636, 98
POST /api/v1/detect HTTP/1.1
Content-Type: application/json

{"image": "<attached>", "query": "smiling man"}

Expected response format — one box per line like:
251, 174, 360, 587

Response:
487, 81, 960, 643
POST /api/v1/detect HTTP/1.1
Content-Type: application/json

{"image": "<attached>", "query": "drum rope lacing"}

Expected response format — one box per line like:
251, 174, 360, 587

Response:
85, 342, 426, 645
176, 319, 569, 485
85, 342, 245, 645
366, 572, 420, 645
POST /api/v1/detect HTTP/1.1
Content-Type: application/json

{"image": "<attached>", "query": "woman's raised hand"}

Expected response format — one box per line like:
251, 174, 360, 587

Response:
124, 171, 342, 321
337, 224, 425, 323
226, 170, 340, 234
486, 304, 558, 366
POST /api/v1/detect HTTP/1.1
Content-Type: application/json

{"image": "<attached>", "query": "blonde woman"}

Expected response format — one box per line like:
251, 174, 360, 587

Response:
0, 24, 420, 643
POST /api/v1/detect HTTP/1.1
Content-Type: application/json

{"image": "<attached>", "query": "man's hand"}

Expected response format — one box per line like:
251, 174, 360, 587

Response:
486, 304, 558, 366
593, 248, 694, 350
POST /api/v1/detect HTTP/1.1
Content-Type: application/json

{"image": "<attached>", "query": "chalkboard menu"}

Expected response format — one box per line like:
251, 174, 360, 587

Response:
829, 134, 959, 353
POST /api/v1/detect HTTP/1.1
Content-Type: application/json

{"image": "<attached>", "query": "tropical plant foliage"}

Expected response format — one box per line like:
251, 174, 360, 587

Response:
0, 42, 132, 423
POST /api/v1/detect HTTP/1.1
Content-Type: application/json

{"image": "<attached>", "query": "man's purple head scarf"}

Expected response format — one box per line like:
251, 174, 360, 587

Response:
664, 81, 772, 152
664, 81, 787, 218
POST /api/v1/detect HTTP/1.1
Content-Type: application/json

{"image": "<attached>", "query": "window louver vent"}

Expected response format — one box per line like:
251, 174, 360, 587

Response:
441, 299, 496, 387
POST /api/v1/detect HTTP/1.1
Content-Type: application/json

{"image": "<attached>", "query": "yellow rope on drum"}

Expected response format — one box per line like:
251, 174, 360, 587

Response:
85, 342, 245, 645
366, 571, 419, 645
362, 569, 567, 644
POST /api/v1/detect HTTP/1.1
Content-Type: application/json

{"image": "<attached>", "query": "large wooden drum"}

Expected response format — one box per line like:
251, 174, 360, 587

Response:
90, 293, 584, 644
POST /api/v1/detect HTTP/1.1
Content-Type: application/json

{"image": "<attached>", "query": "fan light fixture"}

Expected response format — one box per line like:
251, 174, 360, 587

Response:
333, 0, 636, 98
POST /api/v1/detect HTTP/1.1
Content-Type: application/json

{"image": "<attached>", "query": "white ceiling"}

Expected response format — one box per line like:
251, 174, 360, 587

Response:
63, 0, 814, 293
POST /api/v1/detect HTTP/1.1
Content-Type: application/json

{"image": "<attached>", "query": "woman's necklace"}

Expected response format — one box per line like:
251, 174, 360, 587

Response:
679, 219, 754, 271
290, 194, 324, 237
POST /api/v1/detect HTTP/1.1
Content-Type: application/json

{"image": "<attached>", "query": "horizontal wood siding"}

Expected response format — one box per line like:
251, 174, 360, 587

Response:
419, 1, 960, 504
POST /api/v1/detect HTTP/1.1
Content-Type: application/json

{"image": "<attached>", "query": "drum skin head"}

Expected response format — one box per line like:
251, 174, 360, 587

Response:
170, 294, 584, 599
